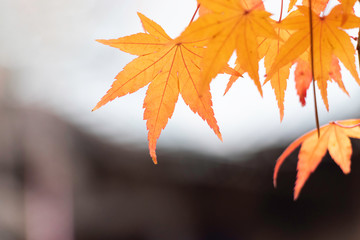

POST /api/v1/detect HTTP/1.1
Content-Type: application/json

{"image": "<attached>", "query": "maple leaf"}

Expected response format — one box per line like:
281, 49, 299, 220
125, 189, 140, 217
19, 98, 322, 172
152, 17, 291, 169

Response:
198, 0, 264, 17
294, 58, 312, 106
288, 0, 330, 14
198, 2, 210, 16
261, 23, 292, 121
274, 119, 360, 200
182, 0, 278, 95
294, 54, 349, 106
225, 21, 291, 120
223, 21, 303, 120
223, 64, 245, 95
266, 4, 360, 110
94, 13, 225, 164
339, 0, 357, 25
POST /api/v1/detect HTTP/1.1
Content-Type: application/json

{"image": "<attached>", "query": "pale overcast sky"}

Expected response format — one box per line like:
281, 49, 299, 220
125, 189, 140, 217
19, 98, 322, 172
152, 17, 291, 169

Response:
0, 0, 359, 157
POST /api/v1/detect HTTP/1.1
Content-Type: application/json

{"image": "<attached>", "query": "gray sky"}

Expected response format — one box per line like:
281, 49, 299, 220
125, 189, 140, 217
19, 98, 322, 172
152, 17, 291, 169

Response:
0, 0, 359, 157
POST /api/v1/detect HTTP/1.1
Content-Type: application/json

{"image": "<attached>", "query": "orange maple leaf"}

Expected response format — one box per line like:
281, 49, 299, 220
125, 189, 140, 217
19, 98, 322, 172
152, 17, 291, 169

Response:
274, 119, 360, 200
339, 0, 358, 25
182, 0, 278, 95
266, 4, 360, 110
261, 23, 292, 121
225, 21, 291, 120
289, 0, 330, 14
222, 13, 294, 121
93, 13, 225, 164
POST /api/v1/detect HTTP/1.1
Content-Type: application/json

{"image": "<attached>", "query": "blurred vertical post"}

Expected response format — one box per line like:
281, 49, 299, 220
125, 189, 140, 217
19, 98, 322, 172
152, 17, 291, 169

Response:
23, 111, 74, 240
0, 67, 25, 239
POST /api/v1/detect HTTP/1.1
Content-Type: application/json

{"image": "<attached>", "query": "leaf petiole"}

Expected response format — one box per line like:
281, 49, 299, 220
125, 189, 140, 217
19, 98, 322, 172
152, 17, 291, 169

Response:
308, 0, 320, 137
189, 3, 200, 26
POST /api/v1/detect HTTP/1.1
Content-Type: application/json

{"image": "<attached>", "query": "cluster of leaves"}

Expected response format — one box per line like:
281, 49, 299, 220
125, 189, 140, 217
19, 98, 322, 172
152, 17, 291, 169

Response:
94, 0, 360, 199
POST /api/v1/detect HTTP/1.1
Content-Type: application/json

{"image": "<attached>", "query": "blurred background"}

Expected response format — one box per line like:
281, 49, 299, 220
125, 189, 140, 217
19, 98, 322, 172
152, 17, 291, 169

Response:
0, 0, 360, 239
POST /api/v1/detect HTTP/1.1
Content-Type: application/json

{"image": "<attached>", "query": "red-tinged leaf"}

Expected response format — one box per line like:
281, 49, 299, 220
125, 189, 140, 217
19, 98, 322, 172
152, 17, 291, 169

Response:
274, 119, 360, 200
294, 58, 312, 106
294, 52, 348, 107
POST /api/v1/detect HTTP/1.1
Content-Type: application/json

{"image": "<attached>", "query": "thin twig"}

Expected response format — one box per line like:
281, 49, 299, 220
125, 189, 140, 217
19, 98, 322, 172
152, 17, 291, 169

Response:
358, 0, 360, 67
278, 0, 284, 22
308, 0, 320, 137
357, 29, 360, 67
189, 4, 200, 25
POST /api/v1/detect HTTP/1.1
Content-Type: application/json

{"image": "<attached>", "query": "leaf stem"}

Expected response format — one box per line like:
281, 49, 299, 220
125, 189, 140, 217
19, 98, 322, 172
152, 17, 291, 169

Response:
356, 0, 360, 65
358, 0, 360, 66
357, 29, 360, 67
278, 0, 284, 22
189, 4, 200, 26
308, 0, 320, 137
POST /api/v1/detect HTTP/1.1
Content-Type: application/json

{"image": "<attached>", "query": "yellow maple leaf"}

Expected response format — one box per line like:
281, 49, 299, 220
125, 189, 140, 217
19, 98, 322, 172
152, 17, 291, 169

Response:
94, 13, 225, 163
225, 22, 291, 120
339, 0, 358, 25
261, 23, 292, 121
288, 0, 330, 14
266, 5, 360, 110
182, 0, 278, 95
